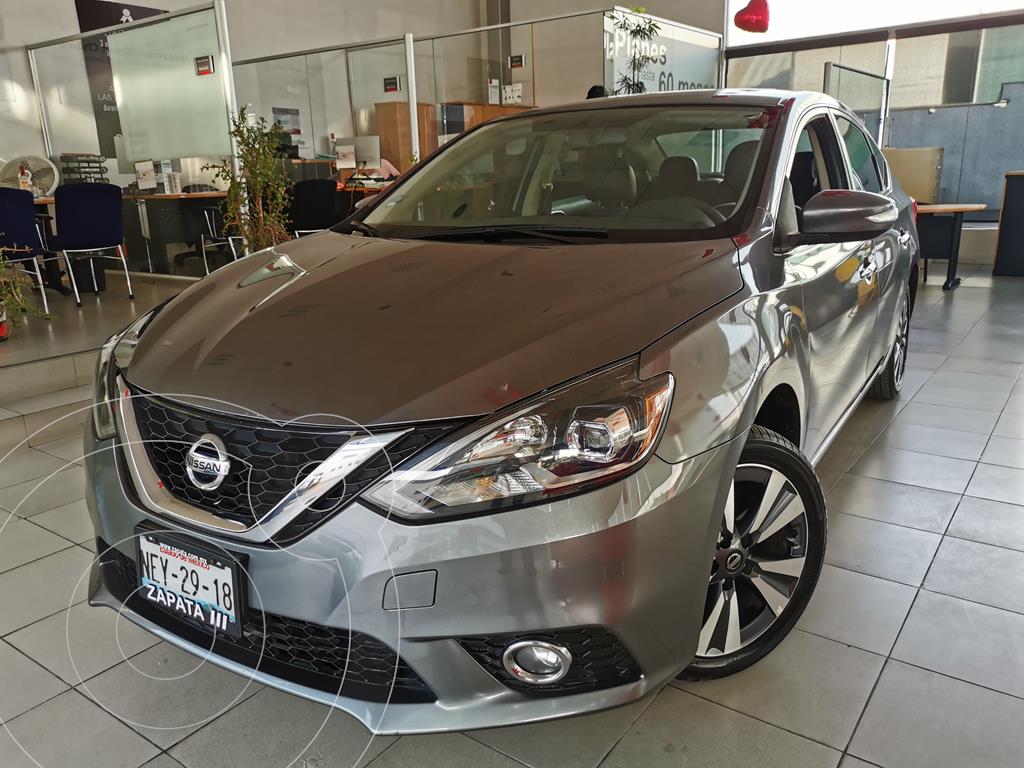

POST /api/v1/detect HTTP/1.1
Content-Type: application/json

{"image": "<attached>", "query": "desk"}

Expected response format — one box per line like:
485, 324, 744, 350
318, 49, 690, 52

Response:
35, 192, 229, 274
33, 191, 227, 206
916, 203, 987, 291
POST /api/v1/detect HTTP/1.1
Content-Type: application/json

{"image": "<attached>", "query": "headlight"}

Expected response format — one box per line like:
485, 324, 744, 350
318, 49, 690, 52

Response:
92, 310, 157, 440
364, 361, 674, 521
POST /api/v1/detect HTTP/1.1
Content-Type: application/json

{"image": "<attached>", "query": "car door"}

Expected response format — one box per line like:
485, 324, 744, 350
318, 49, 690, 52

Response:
781, 113, 879, 455
833, 113, 903, 374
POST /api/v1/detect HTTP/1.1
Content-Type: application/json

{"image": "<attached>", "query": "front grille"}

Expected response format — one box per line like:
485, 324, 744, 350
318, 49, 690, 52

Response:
100, 541, 435, 703
127, 385, 459, 539
458, 627, 642, 695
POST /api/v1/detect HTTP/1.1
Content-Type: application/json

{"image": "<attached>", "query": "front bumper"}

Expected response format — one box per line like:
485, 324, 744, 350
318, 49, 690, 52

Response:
85, 425, 738, 734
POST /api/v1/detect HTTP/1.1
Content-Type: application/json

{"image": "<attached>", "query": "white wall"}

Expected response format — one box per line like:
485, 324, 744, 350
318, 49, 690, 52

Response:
223, 0, 484, 61
509, 0, 724, 33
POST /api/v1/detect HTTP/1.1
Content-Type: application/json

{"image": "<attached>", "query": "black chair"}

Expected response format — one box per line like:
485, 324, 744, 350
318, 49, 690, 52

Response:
173, 185, 239, 276
0, 188, 51, 314
48, 183, 132, 307
290, 179, 338, 237
197, 204, 241, 275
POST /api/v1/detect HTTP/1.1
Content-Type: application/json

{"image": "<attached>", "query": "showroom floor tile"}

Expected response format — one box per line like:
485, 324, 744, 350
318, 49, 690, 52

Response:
673, 629, 884, 749
4, 273, 1024, 766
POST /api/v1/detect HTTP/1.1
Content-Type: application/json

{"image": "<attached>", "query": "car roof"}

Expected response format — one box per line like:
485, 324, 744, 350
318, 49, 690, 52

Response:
519, 89, 844, 118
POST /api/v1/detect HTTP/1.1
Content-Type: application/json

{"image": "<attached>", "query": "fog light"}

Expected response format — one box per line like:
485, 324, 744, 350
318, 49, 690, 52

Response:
501, 640, 572, 685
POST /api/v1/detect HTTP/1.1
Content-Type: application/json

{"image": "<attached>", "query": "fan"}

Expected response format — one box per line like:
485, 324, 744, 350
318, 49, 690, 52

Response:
0, 155, 60, 196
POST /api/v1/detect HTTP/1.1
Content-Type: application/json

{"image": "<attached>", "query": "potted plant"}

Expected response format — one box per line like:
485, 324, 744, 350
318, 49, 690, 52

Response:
0, 246, 49, 342
206, 107, 292, 253
613, 8, 662, 95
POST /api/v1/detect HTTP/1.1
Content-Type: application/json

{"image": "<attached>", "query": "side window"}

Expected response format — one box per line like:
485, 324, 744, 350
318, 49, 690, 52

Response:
835, 116, 883, 193
788, 117, 845, 210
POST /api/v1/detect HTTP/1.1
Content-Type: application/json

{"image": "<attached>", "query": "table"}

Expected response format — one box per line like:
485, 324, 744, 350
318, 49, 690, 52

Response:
35, 192, 229, 274
916, 203, 987, 291
32, 187, 374, 275
33, 191, 228, 206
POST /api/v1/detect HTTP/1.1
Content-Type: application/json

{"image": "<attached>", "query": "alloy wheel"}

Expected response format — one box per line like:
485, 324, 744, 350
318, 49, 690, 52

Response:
696, 463, 809, 658
892, 294, 910, 391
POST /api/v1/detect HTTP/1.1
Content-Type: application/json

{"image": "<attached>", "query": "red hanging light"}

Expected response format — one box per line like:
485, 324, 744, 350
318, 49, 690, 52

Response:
734, 0, 770, 33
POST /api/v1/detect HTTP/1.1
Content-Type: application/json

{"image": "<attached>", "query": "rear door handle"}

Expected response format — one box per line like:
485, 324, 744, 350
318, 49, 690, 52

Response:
898, 228, 912, 247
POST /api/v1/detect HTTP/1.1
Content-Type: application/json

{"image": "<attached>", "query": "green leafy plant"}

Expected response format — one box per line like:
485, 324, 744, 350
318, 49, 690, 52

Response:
206, 107, 292, 252
613, 8, 661, 95
0, 246, 50, 340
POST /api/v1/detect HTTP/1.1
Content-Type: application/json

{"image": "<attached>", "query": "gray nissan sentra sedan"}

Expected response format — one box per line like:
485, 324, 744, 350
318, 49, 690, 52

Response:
86, 89, 918, 734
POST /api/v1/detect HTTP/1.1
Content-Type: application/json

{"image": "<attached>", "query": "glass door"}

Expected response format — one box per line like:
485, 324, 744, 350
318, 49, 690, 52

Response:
823, 62, 889, 145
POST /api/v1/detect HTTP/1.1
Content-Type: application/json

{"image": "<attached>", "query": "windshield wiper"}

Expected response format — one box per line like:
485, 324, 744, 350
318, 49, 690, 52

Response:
339, 221, 381, 237
408, 225, 609, 244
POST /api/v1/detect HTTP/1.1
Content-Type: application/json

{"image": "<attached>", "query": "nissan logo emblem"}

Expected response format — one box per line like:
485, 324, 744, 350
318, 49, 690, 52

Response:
725, 552, 744, 572
185, 433, 231, 491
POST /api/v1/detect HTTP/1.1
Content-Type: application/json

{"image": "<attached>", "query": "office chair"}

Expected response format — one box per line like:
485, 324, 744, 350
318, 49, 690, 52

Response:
48, 183, 132, 307
0, 188, 51, 314
290, 179, 337, 238
197, 205, 241, 275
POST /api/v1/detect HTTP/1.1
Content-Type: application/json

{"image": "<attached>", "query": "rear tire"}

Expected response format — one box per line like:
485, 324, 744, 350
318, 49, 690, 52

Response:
869, 286, 910, 400
680, 425, 826, 681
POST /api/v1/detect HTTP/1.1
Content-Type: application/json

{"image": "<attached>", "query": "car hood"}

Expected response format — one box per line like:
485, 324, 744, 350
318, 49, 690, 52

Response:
126, 232, 741, 425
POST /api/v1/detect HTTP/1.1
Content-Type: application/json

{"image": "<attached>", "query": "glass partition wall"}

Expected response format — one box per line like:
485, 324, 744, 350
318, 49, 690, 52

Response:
727, 20, 1024, 221
234, 37, 412, 179
28, 4, 235, 275
21, 6, 723, 278
234, 9, 722, 175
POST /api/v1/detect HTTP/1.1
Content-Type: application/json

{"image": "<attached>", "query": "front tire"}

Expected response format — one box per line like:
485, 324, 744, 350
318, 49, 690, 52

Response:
681, 425, 826, 681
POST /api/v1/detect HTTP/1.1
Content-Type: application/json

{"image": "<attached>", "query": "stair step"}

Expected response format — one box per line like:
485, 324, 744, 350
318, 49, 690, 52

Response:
0, 385, 92, 450
0, 351, 97, 403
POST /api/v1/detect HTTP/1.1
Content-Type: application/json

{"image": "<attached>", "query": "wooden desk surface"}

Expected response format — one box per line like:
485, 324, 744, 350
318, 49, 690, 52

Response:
337, 184, 387, 194
917, 203, 987, 214
33, 191, 228, 206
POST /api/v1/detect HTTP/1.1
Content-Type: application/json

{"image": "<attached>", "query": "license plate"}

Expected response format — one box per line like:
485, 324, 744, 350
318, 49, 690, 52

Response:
135, 529, 244, 638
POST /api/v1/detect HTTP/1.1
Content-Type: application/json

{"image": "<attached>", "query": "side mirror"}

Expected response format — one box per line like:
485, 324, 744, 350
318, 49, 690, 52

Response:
799, 190, 898, 242
353, 193, 378, 211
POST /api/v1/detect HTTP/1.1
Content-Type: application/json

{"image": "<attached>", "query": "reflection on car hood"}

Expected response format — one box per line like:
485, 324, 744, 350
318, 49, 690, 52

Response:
126, 232, 741, 425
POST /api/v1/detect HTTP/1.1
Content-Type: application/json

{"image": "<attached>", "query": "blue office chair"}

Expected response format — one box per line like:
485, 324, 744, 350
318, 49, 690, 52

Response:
290, 179, 337, 237
48, 183, 133, 307
0, 187, 52, 314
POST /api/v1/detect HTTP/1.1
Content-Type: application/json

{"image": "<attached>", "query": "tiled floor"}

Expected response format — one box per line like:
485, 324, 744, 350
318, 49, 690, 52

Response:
3, 263, 1024, 767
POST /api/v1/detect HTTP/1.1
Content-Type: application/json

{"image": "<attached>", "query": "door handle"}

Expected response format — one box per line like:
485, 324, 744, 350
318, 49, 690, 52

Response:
859, 259, 877, 280
898, 228, 912, 247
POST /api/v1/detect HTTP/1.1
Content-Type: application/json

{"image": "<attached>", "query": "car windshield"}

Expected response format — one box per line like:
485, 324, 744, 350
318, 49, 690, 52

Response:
356, 104, 777, 243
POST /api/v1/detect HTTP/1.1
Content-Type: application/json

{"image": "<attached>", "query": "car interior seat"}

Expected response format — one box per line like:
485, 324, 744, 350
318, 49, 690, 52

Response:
789, 151, 820, 208
708, 140, 759, 208
581, 146, 638, 211
640, 155, 700, 203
